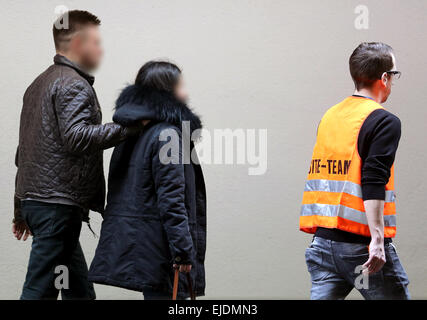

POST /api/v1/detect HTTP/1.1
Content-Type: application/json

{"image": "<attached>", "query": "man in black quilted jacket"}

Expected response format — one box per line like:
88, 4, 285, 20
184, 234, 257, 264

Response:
12, 10, 141, 299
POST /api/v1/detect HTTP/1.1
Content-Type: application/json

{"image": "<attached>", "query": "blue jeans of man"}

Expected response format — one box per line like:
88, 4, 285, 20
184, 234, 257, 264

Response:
305, 236, 410, 300
20, 200, 96, 300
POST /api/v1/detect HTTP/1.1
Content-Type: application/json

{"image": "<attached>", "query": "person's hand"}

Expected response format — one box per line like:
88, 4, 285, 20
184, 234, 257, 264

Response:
173, 264, 192, 273
363, 239, 385, 274
12, 220, 32, 241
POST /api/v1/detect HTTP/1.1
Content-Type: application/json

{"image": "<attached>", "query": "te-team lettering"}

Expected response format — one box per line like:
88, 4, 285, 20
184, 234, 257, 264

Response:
309, 159, 351, 175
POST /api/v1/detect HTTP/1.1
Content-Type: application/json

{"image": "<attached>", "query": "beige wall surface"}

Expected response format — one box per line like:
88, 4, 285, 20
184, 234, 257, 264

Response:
1, 0, 426, 299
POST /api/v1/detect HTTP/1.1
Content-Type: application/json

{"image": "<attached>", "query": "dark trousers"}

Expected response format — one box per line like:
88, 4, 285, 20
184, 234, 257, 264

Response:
143, 289, 171, 300
20, 200, 96, 300
143, 289, 186, 300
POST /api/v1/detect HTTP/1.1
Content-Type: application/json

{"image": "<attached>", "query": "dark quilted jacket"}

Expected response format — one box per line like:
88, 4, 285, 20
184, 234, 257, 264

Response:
14, 55, 137, 220
88, 85, 207, 298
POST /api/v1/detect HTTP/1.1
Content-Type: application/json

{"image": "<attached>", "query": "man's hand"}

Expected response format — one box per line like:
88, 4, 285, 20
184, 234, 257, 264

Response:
173, 264, 192, 273
12, 220, 32, 241
363, 238, 386, 274
363, 199, 386, 274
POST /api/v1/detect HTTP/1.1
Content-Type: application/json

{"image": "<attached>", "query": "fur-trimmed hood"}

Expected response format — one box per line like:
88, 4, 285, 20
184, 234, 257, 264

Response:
113, 84, 202, 134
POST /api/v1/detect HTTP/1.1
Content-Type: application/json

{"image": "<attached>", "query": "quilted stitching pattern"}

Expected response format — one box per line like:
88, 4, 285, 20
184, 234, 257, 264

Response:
15, 55, 127, 216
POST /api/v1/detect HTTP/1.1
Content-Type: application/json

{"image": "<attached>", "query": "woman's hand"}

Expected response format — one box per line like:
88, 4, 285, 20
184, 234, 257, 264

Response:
173, 264, 192, 273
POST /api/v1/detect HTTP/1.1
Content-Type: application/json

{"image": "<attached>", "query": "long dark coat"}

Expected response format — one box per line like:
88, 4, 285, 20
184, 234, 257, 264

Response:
88, 85, 207, 298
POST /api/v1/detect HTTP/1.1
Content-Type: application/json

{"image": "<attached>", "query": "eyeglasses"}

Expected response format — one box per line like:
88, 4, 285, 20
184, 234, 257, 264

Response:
386, 70, 402, 80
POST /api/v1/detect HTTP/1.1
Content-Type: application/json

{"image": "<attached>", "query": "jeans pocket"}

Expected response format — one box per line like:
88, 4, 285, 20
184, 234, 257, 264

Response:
21, 202, 56, 237
305, 246, 323, 272
384, 243, 410, 286
388, 242, 397, 252
338, 243, 369, 260
306, 247, 334, 283
339, 252, 370, 260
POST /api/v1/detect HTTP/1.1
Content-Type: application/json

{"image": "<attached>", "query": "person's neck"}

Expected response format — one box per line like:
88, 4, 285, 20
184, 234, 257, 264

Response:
56, 51, 85, 70
353, 88, 382, 104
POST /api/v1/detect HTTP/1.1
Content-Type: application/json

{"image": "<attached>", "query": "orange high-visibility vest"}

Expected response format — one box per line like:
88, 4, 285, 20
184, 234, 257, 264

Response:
300, 96, 397, 238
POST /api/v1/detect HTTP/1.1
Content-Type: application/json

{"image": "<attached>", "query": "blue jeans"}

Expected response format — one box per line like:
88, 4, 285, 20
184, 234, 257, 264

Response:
305, 236, 410, 300
20, 200, 96, 300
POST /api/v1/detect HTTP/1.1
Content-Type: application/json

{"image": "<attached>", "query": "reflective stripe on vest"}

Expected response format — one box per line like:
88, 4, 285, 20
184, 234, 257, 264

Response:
301, 204, 396, 227
304, 179, 396, 203
299, 96, 397, 238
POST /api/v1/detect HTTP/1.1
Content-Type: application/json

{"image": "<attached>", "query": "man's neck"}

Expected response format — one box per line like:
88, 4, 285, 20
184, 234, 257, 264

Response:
56, 51, 84, 70
353, 88, 382, 104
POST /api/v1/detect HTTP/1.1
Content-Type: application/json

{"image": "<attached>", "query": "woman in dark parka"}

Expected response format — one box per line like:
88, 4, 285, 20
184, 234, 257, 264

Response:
88, 61, 207, 300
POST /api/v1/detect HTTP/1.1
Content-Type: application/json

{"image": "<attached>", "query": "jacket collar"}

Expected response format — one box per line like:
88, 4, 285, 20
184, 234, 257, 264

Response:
53, 54, 95, 85
113, 84, 202, 136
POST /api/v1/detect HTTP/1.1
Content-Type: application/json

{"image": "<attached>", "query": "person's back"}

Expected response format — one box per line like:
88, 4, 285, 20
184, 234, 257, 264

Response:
17, 57, 107, 213
300, 42, 409, 300
105, 121, 185, 217
301, 96, 396, 237
89, 61, 207, 300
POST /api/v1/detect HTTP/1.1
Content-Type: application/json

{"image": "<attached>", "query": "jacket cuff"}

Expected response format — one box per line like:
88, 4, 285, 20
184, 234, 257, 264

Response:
173, 254, 192, 265
361, 183, 386, 201
13, 195, 24, 223
122, 124, 143, 137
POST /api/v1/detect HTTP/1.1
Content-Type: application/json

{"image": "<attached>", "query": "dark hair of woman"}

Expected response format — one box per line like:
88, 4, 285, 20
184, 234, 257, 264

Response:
135, 60, 182, 92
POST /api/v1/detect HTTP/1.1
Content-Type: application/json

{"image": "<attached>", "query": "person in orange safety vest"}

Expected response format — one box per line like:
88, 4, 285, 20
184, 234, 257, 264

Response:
301, 42, 410, 300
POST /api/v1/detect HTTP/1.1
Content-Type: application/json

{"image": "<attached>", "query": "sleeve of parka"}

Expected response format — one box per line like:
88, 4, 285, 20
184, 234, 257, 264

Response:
54, 80, 138, 154
151, 127, 194, 265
